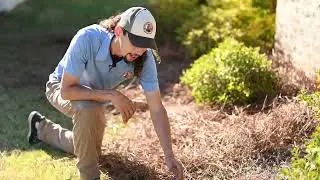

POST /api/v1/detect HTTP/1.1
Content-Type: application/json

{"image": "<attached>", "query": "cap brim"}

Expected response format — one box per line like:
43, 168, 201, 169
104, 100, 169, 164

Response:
127, 32, 157, 49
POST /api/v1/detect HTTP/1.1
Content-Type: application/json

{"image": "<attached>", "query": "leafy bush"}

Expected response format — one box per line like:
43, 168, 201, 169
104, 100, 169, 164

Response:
180, 38, 278, 104
299, 90, 320, 117
148, 0, 200, 44
280, 127, 320, 179
252, 0, 277, 12
176, 3, 242, 57
298, 71, 320, 116
280, 72, 320, 179
237, 8, 275, 53
176, 0, 275, 57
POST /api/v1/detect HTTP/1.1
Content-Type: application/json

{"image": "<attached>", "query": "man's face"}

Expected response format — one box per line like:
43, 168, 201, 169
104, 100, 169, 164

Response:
120, 32, 147, 62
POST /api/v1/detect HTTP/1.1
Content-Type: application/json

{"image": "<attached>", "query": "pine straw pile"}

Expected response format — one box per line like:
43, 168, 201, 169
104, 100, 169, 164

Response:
99, 85, 318, 180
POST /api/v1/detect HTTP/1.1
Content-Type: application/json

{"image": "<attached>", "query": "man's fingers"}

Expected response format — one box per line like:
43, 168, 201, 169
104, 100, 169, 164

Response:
127, 102, 134, 116
119, 105, 129, 122
125, 101, 136, 121
125, 103, 134, 117
177, 166, 184, 180
176, 161, 183, 172
115, 104, 132, 123
111, 94, 137, 123
172, 161, 184, 180
133, 101, 148, 111
120, 109, 127, 122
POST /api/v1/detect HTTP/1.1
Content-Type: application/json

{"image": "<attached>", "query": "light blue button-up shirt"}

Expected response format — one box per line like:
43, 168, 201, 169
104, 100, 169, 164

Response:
49, 24, 159, 108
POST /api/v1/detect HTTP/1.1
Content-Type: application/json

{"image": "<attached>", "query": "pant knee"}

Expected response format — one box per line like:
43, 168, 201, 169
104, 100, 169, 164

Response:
72, 106, 104, 125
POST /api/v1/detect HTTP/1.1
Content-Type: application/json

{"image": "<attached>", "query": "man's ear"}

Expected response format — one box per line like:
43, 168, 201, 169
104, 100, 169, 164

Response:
114, 26, 123, 37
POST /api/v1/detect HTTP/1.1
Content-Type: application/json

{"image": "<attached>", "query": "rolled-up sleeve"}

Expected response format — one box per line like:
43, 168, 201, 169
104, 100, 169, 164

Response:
63, 30, 90, 78
139, 50, 160, 92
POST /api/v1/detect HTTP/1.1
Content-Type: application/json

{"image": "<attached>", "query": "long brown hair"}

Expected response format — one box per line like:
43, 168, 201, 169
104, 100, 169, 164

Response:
99, 15, 161, 77
99, 14, 121, 33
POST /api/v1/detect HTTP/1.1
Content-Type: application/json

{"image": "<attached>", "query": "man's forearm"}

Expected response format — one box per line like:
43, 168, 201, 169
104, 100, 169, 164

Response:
150, 106, 174, 158
61, 85, 116, 102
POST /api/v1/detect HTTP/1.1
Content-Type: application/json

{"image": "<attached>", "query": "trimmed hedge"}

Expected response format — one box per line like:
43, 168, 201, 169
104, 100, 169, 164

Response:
180, 38, 278, 104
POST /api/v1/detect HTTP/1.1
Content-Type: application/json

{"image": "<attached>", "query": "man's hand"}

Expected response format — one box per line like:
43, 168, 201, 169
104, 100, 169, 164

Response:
110, 91, 136, 123
165, 156, 184, 180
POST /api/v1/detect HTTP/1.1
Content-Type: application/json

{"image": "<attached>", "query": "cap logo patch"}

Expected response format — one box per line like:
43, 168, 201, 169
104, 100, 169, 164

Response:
143, 22, 153, 34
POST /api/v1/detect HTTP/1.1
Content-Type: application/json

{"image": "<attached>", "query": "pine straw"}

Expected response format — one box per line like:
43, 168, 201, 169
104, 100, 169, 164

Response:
99, 85, 318, 180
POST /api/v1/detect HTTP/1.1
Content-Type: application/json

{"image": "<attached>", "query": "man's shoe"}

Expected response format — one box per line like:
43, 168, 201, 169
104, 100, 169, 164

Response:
27, 111, 45, 144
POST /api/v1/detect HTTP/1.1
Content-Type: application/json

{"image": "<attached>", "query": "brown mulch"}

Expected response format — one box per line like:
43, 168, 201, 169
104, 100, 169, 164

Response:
99, 84, 318, 180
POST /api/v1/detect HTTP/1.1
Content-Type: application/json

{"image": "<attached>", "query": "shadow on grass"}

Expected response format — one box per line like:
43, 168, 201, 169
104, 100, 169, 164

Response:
35, 142, 73, 158
99, 153, 164, 180
0, 86, 73, 152
20, 149, 166, 179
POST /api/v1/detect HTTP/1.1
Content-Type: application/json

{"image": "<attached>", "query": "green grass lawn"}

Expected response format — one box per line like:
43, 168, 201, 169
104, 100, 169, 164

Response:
0, 150, 78, 180
0, 86, 79, 179
0, 0, 147, 179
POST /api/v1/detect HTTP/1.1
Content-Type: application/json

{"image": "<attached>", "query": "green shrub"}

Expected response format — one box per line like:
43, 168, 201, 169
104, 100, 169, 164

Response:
298, 71, 320, 117
280, 72, 320, 179
176, 0, 275, 57
148, 0, 200, 44
176, 2, 243, 57
237, 8, 275, 53
252, 0, 277, 12
299, 90, 320, 117
180, 38, 278, 104
280, 127, 320, 179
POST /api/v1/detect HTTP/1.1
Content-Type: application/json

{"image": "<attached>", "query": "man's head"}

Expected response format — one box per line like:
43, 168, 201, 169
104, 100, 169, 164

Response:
114, 7, 157, 62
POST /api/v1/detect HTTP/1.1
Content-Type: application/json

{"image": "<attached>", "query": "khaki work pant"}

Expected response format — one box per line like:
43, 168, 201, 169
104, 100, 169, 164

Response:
38, 80, 107, 180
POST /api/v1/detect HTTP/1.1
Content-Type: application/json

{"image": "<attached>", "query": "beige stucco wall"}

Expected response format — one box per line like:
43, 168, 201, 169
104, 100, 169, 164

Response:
274, 0, 320, 89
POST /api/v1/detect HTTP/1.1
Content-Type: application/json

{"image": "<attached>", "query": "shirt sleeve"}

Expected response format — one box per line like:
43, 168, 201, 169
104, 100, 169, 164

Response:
139, 50, 160, 92
62, 30, 90, 78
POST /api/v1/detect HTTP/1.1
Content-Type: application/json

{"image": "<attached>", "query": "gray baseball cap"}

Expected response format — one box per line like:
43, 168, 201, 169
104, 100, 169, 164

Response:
118, 7, 157, 49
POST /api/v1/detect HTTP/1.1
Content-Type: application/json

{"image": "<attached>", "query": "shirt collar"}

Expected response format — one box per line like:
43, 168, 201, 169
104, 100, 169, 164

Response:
96, 31, 114, 64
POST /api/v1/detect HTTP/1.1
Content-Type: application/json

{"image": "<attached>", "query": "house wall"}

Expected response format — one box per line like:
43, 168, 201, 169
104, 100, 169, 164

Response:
274, 0, 320, 89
